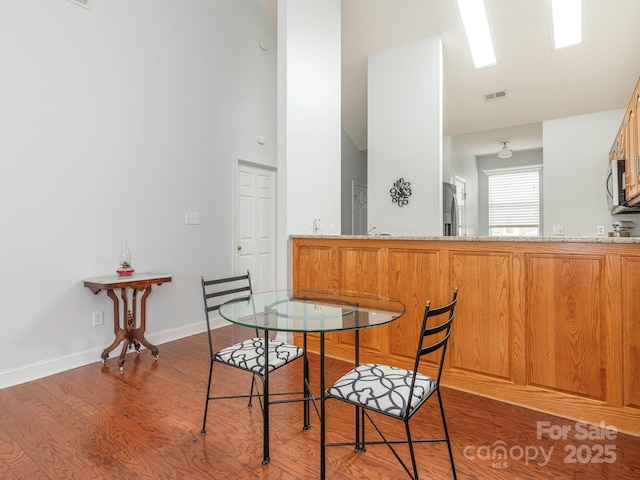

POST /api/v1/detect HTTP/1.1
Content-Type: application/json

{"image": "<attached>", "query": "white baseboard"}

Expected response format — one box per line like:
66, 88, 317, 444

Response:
0, 318, 229, 390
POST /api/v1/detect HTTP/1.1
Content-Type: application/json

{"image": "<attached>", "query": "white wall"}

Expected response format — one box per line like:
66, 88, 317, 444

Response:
368, 36, 443, 236
0, 0, 276, 387
278, 0, 341, 237
276, 0, 341, 291
543, 109, 640, 237
448, 136, 479, 236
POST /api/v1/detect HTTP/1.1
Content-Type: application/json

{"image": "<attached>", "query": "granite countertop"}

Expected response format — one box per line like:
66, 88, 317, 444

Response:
291, 234, 640, 244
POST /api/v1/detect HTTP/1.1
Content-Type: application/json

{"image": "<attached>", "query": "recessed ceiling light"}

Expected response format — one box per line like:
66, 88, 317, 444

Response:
456, 0, 497, 68
551, 0, 582, 49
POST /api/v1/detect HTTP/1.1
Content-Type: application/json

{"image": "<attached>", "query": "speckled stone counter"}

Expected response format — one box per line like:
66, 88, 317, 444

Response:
291, 234, 640, 243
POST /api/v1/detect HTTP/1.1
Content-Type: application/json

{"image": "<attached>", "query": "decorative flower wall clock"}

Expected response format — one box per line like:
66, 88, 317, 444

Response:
390, 178, 411, 207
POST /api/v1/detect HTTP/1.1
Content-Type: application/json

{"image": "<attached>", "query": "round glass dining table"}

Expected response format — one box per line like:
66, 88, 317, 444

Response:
218, 289, 405, 476
218, 288, 406, 333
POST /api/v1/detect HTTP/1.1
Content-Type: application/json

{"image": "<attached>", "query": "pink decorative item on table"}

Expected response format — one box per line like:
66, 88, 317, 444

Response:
117, 240, 134, 276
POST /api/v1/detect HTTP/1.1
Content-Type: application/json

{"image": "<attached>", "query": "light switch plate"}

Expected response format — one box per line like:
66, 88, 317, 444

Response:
185, 212, 200, 225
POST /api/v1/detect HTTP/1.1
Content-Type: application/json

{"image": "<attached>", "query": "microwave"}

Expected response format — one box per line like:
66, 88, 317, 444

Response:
607, 159, 640, 213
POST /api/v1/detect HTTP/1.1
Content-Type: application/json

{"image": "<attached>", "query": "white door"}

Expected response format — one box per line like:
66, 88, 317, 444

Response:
352, 181, 368, 235
235, 161, 277, 293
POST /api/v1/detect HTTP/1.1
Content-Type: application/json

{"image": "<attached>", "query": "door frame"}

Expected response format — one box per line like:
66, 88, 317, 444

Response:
351, 180, 368, 235
233, 155, 277, 285
454, 175, 467, 236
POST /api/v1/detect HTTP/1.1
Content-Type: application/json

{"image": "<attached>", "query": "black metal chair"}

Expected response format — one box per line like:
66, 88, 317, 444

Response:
322, 289, 459, 479
200, 271, 309, 464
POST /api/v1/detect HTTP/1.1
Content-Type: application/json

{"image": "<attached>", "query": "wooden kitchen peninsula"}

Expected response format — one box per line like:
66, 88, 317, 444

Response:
292, 235, 640, 436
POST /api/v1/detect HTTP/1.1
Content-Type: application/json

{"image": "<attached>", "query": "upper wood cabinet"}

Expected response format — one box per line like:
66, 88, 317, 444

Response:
627, 92, 640, 203
612, 75, 640, 204
632, 89, 640, 204
625, 104, 638, 202
610, 123, 625, 161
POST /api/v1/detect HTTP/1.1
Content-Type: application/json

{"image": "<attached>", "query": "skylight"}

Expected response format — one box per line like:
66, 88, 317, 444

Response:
551, 0, 583, 49
456, 0, 497, 68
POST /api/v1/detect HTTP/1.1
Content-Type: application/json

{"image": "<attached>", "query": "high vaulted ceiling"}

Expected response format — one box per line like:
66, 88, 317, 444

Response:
257, 0, 640, 156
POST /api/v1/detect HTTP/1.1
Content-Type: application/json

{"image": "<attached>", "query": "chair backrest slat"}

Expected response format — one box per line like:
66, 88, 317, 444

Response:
203, 274, 251, 286
419, 329, 452, 356
201, 271, 254, 354
205, 285, 251, 304
409, 289, 458, 406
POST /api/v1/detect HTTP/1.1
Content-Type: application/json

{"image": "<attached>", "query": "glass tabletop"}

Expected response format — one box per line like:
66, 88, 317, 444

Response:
218, 289, 406, 333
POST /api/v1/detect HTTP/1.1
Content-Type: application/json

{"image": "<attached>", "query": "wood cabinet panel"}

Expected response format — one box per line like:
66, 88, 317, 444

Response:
336, 248, 386, 352
294, 245, 335, 290
387, 248, 443, 361
526, 254, 605, 400
449, 250, 513, 380
626, 103, 639, 202
622, 256, 640, 409
337, 247, 385, 293
292, 245, 337, 348
632, 88, 640, 204
610, 123, 625, 161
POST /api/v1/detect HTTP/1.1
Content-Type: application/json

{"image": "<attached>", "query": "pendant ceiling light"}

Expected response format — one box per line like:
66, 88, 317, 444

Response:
498, 141, 512, 159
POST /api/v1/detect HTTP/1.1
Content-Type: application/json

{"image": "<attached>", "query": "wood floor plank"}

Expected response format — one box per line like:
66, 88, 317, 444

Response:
0, 427, 43, 479
0, 325, 638, 479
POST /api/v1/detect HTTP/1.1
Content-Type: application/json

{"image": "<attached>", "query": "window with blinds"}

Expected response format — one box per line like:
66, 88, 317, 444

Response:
488, 169, 540, 236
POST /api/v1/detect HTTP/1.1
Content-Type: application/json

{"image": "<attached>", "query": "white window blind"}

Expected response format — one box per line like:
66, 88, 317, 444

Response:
488, 170, 540, 229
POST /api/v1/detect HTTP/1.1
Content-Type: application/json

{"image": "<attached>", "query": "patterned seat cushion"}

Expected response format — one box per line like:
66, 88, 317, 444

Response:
214, 338, 304, 376
326, 363, 437, 417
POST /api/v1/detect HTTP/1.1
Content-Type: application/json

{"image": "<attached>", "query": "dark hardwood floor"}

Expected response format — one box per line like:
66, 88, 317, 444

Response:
1, 325, 639, 479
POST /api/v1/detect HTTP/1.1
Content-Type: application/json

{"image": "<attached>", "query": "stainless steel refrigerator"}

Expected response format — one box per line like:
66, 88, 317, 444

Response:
443, 182, 458, 236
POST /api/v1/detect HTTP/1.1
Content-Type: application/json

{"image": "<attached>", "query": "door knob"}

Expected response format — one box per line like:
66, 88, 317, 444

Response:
237, 245, 242, 251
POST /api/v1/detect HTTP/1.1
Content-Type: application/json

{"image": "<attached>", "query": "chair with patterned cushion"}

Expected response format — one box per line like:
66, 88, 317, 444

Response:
200, 271, 308, 463
322, 289, 459, 479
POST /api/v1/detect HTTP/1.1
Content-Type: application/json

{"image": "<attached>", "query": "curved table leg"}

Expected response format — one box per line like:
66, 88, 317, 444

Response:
101, 289, 125, 363
134, 285, 159, 359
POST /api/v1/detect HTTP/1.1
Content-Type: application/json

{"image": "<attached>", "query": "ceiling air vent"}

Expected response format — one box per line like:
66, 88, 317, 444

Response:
484, 90, 507, 101
68, 0, 91, 9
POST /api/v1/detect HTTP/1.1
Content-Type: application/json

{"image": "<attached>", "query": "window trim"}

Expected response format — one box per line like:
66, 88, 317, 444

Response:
481, 165, 542, 237
481, 165, 542, 176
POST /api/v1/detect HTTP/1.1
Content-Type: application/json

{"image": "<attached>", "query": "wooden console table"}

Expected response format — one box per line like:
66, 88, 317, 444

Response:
83, 272, 172, 371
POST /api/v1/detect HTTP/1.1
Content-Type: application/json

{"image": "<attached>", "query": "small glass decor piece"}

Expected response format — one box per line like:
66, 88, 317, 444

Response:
116, 240, 135, 276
